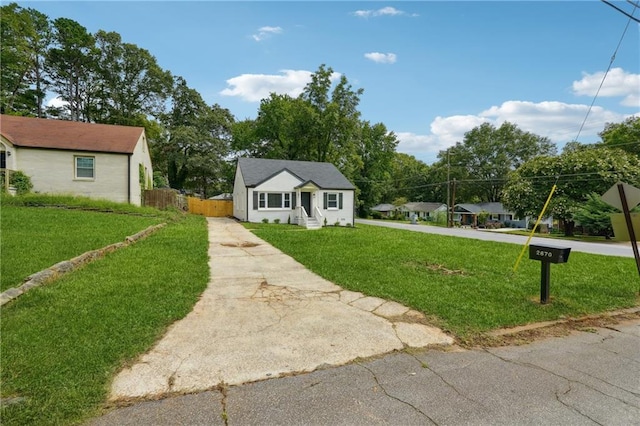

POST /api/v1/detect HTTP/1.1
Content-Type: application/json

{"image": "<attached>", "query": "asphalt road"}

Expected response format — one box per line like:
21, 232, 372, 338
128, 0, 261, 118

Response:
89, 319, 640, 425
356, 219, 637, 258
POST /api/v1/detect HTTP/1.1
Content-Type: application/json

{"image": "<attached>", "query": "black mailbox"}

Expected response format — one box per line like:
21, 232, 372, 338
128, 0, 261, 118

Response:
528, 245, 571, 304
529, 245, 571, 263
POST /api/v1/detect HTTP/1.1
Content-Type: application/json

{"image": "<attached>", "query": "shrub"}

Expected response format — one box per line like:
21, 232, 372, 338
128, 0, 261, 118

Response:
323, 217, 328, 227
274, 218, 281, 224
334, 221, 340, 227
2, 170, 34, 195
262, 218, 269, 224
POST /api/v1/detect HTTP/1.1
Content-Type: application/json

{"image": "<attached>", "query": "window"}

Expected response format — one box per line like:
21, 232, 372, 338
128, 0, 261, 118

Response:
256, 192, 291, 209
267, 193, 282, 208
327, 193, 338, 209
323, 192, 343, 210
75, 156, 95, 179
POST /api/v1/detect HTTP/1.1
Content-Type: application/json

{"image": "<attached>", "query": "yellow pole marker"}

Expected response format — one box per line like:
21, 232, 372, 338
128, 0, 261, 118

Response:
513, 184, 557, 273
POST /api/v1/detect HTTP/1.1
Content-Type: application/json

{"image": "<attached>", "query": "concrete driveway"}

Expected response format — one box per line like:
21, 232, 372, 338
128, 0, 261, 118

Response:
109, 218, 452, 400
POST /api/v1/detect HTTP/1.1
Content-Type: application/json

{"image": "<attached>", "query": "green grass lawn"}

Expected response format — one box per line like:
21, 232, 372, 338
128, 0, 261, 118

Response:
1, 203, 209, 425
247, 223, 638, 338
0, 202, 167, 291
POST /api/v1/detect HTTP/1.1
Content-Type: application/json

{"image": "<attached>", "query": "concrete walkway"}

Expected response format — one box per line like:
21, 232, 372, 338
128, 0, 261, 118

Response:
109, 218, 452, 400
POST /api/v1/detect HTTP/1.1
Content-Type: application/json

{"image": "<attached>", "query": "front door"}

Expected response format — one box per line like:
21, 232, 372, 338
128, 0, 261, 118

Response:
301, 192, 311, 216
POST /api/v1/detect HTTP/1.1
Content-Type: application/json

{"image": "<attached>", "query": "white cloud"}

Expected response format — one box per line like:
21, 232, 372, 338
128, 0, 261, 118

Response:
252, 26, 283, 42
352, 6, 417, 18
364, 52, 397, 64
572, 68, 640, 107
45, 96, 67, 109
220, 69, 341, 102
395, 100, 629, 164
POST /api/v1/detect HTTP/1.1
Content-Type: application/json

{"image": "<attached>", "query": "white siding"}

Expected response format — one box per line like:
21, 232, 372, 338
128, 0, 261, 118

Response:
233, 167, 248, 221
247, 171, 301, 224
318, 190, 355, 226
14, 147, 129, 203
129, 133, 153, 206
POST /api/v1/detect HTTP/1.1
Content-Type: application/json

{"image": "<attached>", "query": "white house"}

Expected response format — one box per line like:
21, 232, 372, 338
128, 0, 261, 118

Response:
453, 202, 518, 227
0, 114, 153, 206
398, 202, 447, 221
233, 157, 355, 228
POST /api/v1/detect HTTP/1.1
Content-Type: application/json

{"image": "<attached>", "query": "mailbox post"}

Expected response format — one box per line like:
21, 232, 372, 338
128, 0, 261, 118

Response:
529, 245, 571, 304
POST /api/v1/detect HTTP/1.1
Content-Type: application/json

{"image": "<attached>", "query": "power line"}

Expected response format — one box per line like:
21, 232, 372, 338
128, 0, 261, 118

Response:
601, 0, 640, 23
575, 1, 638, 141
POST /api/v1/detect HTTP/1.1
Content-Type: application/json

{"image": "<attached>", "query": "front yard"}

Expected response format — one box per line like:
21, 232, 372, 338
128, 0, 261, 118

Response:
247, 223, 638, 338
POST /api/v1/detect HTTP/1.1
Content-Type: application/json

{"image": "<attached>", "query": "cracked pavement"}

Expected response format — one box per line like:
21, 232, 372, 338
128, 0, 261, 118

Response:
90, 319, 639, 425
107, 218, 453, 400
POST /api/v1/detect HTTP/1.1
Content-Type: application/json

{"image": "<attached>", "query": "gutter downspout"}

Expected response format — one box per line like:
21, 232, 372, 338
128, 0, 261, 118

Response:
127, 155, 131, 204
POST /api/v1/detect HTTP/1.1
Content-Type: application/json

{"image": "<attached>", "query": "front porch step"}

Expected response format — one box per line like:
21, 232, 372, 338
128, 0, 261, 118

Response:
306, 217, 322, 230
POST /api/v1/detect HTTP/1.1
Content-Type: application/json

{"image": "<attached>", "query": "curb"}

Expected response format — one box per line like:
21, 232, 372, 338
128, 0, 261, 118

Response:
487, 305, 640, 337
0, 223, 166, 306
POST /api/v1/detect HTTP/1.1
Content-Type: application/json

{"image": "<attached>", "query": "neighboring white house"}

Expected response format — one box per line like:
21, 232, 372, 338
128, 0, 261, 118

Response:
398, 202, 447, 220
453, 202, 518, 227
233, 157, 355, 228
0, 114, 153, 206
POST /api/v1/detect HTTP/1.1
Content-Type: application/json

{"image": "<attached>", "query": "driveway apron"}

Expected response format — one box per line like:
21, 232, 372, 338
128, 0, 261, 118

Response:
109, 218, 452, 400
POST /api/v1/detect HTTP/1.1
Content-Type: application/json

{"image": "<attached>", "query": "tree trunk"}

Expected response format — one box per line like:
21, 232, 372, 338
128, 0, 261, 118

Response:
563, 219, 575, 237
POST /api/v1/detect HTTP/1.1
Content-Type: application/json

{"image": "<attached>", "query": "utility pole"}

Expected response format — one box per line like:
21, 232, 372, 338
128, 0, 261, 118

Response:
451, 178, 457, 226
447, 150, 451, 227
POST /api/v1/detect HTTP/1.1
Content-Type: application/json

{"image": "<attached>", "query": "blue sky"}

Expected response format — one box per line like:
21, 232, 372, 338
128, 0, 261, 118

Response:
13, 1, 640, 164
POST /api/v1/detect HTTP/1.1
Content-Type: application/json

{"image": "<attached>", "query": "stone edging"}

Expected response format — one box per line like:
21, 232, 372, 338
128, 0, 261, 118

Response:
0, 223, 167, 306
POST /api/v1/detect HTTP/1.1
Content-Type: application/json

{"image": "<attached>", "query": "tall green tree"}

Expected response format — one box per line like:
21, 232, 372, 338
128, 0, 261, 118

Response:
156, 77, 234, 196
300, 64, 363, 164
354, 122, 398, 215
92, 30, 173, 125
252, 93, 316, 160
502, 147, 640, 236
599, 116, 640, 157
0, 3, 52, 116
383, 153, 433, 204
47, 17, 97, 121
433, 122, 555, 203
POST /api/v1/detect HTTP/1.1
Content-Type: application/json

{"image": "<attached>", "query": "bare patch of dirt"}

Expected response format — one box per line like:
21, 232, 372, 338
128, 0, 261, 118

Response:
404, 261, 467, 276
460, 310, 640, 349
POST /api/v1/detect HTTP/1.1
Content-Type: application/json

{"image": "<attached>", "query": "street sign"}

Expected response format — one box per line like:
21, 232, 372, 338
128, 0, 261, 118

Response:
602, 182, 640, 211
601, 182, 640, 285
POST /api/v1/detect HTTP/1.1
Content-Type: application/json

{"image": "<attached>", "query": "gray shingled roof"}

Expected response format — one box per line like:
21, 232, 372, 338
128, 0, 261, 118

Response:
371, 203, 397, 212
237, 158, 355, 190
402, 202, 446, 212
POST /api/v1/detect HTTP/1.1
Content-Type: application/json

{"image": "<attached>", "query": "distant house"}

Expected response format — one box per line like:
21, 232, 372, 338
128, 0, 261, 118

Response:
208, 192, 233, 200
233, 157, 355, 228
0, 115, 152, 206
398, 202, 447, 221
454, 202, 516, 227
370, 203, 397, 218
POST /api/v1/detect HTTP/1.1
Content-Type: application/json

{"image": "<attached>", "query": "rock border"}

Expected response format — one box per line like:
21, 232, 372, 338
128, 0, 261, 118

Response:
0, 223, 166, 306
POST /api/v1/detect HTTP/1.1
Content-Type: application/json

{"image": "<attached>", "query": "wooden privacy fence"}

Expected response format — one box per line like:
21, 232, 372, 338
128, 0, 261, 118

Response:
143, 189, 188, 211
188, 197, 233, 217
